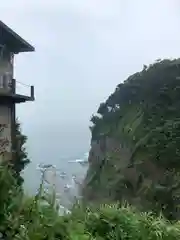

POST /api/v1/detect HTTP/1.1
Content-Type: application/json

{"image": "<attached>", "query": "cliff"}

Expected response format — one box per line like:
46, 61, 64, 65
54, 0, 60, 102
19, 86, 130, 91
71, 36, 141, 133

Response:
82, 59, 180, 219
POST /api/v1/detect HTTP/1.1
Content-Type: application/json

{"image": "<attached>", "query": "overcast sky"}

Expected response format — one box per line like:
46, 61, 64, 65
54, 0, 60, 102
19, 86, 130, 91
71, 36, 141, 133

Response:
1, 0, 180, 168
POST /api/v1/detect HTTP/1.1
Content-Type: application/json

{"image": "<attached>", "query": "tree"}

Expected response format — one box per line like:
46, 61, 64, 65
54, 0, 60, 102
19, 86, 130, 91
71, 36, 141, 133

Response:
97, 102, 107, 115
12, 119, 30, 186
90, 115, 101, 125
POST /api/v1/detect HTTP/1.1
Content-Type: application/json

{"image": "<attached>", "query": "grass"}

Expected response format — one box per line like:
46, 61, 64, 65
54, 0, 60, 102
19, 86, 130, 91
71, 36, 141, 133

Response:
0, 164, 180, 239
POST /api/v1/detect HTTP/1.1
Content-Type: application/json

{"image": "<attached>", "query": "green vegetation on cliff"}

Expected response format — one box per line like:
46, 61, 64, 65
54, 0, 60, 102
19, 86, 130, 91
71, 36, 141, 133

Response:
84, 59, 180, 220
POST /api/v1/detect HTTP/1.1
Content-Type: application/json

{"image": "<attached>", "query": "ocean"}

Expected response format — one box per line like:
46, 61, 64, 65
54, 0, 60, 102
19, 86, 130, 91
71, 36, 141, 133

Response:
22, 152, 89, 210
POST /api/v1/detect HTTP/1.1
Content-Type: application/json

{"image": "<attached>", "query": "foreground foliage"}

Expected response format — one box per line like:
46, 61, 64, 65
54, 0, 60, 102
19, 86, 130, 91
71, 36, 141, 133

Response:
0, 165, 180, 239
12, 119, 30, 187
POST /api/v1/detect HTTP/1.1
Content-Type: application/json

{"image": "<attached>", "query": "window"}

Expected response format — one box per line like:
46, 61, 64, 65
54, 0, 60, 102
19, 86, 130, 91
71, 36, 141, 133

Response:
3, 72, 12, 89
0, 73, 12, 89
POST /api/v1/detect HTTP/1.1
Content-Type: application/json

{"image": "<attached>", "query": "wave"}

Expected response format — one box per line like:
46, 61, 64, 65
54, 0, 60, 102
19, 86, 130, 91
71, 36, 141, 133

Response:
36, 152, 89, 212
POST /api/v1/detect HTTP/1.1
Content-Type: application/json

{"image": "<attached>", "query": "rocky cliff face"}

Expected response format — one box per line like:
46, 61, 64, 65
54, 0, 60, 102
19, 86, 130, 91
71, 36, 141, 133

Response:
82, 59, 180, 220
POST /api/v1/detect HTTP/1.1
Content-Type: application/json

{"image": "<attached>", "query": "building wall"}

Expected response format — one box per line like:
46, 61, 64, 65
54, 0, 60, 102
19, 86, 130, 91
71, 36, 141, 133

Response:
0, 56, 13, 88
0, 57, 13, 72
0, 53, 14, 161
0, 105, 12, 161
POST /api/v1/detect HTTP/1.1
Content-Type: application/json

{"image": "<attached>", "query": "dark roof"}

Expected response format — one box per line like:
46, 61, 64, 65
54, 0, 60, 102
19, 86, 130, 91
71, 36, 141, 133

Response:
0, 21, 35, 53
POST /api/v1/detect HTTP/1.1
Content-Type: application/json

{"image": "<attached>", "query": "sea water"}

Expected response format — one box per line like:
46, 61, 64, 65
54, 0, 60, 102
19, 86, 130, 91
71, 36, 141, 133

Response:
22, 152, 89, 212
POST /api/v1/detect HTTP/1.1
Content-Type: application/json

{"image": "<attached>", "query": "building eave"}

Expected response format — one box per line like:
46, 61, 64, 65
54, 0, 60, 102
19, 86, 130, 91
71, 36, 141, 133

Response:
0, 21, 35, 53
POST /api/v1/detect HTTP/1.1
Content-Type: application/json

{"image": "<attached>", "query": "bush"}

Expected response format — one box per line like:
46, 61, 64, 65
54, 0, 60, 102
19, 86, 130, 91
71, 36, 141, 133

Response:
0, 164, 179, 239
77, 204, 180, 239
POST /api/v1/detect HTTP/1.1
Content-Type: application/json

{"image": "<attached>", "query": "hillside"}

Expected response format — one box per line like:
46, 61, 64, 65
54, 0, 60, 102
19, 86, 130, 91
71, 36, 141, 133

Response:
82, 59, 180, 220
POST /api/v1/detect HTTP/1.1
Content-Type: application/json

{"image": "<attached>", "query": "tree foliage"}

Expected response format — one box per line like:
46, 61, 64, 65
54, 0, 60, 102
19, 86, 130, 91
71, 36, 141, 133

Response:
0, 165, 179, 240
12, 119, 30, 186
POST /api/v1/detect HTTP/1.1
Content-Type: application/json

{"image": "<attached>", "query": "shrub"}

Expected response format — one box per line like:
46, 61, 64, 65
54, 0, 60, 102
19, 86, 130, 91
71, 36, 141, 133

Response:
0, 164, 179, 239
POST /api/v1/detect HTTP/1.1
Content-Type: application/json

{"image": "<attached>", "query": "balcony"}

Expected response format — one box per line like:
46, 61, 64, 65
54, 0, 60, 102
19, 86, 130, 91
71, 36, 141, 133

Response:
0, 78, 34, 103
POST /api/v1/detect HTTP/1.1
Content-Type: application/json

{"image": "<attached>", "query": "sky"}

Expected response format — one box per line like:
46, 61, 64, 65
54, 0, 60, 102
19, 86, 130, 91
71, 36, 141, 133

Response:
1, 0, 180, 191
